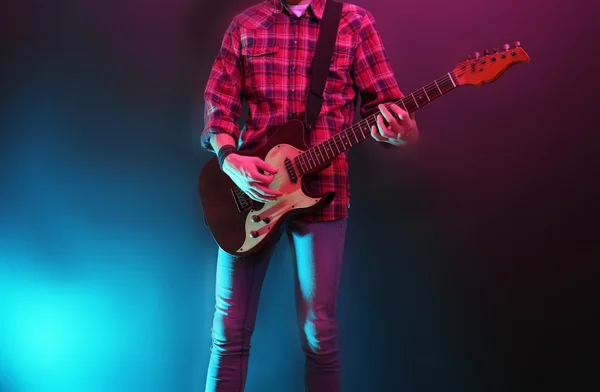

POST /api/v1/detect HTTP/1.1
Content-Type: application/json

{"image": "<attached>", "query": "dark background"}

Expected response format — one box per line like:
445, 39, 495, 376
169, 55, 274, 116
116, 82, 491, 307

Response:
1, 0, 598, 391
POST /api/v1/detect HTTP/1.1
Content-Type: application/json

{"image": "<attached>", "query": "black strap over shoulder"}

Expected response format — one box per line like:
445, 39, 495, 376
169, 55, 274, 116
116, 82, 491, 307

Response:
305, 0, 343, 131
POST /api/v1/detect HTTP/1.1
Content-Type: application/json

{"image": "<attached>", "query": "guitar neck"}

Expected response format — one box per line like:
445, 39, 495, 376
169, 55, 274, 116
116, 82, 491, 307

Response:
295, 71, 459, 174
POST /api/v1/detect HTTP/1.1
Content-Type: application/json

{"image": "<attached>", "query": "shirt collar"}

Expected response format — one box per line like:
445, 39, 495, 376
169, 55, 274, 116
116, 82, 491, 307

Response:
272, 0, 326, 20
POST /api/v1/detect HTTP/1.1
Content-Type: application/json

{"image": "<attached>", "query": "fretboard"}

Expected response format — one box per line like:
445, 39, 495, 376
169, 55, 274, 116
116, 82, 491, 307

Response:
294, 71, 458, 175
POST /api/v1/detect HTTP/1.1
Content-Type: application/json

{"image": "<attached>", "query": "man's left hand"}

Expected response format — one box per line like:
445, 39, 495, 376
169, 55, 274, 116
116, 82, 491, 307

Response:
371, 103, 419, 147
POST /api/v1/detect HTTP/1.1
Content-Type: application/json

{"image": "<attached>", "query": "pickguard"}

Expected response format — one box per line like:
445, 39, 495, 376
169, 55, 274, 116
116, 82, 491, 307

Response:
237, 144, 322, 253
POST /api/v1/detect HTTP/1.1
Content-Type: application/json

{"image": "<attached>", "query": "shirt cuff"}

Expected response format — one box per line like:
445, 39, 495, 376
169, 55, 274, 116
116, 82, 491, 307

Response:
201, 123, 240, 152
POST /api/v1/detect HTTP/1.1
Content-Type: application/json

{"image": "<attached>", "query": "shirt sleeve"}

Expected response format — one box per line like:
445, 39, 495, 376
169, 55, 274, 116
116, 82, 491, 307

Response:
201, 19, 245, 152
352, 10, 403, 120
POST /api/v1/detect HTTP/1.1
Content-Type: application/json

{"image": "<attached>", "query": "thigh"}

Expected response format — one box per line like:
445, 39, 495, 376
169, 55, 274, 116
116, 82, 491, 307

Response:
213, 247, 273, 324
286, 217, 348, 312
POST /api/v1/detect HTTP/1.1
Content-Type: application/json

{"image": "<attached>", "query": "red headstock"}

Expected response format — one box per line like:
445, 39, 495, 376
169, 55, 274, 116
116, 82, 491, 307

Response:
453, 41, 530, 87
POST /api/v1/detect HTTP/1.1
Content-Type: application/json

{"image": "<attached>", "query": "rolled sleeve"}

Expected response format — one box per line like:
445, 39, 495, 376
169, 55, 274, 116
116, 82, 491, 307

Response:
353, 10, 403, 120
201, 19, 244, 151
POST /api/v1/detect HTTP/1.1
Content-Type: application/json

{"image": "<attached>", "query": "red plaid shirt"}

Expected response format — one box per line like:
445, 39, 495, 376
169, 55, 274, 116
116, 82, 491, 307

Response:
202, 0, 402, 221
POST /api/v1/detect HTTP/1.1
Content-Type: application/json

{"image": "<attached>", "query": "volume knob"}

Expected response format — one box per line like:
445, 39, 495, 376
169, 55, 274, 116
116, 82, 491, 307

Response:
250, 231, 259, 239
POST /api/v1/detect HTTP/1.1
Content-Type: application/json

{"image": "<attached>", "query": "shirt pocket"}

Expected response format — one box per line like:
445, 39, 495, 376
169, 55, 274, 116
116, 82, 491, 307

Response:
241, 43, 280, 88
325, 33, 358, 95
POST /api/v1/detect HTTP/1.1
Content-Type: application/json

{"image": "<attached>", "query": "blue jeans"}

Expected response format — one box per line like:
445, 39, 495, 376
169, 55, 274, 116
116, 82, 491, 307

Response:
205, 217, 348, 392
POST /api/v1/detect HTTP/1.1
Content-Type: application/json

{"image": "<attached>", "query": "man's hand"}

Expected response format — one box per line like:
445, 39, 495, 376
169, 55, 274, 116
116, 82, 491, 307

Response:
371, 103, 419, 147
222, 154, 283, 203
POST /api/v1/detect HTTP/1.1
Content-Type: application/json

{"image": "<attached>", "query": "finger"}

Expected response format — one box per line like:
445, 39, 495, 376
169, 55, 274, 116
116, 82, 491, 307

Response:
377, 114, 396, 139
389, 103, 408, 122
392, 138, 407, 147
247, 187, 281, 202
254, 183, 283, 198
255, 159, 279, 174
372, 124, 405, 146
379, 104, 400, 124
248, 171, 272, 185
245, 188, 271, 203
371, 124, 386, 142
381, 104, 406, 136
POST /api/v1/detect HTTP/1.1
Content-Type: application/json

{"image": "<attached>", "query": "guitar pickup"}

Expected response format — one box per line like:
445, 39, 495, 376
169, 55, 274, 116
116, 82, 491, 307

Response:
284, 157, 298, 183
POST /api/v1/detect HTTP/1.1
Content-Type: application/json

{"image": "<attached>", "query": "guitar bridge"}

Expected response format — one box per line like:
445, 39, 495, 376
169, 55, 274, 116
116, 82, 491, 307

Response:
231, 186, 253, 212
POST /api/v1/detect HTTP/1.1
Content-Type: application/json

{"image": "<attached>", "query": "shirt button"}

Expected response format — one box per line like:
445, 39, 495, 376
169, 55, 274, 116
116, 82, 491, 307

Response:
291, 88, 296, 92
291, 65, 296, 71
293, 40, 298, 45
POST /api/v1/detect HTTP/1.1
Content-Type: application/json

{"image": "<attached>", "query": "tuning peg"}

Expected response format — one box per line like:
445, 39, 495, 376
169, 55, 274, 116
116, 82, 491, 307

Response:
484, 49, 490, 56
512, 41, 521, 48
502, 44, 510, 51
467, 54, 472, 60
493, 48, 499, 53
474, 52, 480, 59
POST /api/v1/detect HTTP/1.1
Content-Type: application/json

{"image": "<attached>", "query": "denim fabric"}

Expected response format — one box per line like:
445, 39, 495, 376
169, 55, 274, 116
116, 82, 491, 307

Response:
205, 217, 347, 392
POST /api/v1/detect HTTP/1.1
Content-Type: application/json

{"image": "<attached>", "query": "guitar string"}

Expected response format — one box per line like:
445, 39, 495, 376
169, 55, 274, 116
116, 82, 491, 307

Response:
246, 53, 524, 202
294, 75, 457, 174
293, 53, 523, 174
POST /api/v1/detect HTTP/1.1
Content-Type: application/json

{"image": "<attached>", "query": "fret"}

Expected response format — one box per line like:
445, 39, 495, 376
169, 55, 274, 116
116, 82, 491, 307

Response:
358, 121, 367, 139
367, 116, 376, 132
322, 141, 332, 160
310, 147, 321, 167
434, 79, 443, 95
351, 127, 360, 144
306, 150, 315, 170
422, 87, 430, 101
400, 98, 409, 113
411, 93, 420, 108
425, 84, 438, 100
315, 145, 323, 163
333, 135, 342, 154
311, 148, 320, 167
315, 148, 323, 166
319, 143, 329, 161
339, 132, 348, 151
437, 77, 450, 93
448, 72, 456, 88
326, 139, 336, 157
295, 157, 305, 174
301, 155, 308, 173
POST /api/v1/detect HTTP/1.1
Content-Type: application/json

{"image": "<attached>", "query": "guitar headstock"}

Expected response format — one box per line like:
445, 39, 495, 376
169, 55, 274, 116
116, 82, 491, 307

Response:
453, 41, 530, 87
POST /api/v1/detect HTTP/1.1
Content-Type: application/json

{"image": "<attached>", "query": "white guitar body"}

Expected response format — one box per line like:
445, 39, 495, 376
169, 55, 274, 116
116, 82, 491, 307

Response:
237, 144, 324, 254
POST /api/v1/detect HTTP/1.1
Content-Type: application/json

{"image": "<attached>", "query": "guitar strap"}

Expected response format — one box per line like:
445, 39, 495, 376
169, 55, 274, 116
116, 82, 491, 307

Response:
304, 0, 343, 131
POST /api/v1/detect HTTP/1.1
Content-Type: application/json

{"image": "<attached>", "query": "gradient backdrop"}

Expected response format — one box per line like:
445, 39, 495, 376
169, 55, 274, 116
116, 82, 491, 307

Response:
1, 0, 598, 391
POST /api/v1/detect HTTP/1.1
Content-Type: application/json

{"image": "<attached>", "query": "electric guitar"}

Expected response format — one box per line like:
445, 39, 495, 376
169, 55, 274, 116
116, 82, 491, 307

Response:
199, 42, 530, 256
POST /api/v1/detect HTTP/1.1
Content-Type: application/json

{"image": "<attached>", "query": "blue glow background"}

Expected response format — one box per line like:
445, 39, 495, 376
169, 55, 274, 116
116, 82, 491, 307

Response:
2, 0, 598, 391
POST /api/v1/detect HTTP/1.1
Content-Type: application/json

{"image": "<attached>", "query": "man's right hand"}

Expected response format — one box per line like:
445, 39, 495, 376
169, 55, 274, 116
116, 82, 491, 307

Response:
222, 154, 284, 203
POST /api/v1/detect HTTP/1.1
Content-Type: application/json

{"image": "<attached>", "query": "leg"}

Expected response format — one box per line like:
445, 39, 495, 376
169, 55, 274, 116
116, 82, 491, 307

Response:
287, 217, 348, 392
205, 246, 274, 392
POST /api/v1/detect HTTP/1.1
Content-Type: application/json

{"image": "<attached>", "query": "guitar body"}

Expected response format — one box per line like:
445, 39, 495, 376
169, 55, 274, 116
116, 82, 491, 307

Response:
198, 43, 530, 257
198, 120, 335, 257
